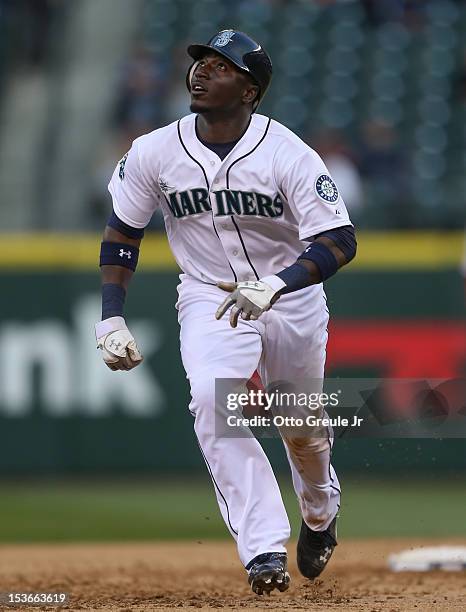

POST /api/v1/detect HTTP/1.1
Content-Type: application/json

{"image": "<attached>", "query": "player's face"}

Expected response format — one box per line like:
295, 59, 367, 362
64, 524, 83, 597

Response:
190, 52, 258, 114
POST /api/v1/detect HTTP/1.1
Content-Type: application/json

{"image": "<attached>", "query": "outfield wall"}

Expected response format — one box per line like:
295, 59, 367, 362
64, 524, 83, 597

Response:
0, 232, 464, 474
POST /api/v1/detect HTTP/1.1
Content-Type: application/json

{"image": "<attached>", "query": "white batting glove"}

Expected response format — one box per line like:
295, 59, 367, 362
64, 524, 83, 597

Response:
215, 275, 286, 328
95, 316, 143, 371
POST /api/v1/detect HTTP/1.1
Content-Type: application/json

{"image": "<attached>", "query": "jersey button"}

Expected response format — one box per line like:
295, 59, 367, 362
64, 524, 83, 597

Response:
232, 249, 239, 256
210, 161, 215, 166
214, 178, 220, 184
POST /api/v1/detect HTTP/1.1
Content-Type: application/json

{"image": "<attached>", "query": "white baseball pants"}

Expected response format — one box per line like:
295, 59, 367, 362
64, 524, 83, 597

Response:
177, 274, 341, 567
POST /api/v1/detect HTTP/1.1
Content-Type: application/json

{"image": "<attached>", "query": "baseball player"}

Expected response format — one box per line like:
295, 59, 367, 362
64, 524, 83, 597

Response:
96, 30, 357, 596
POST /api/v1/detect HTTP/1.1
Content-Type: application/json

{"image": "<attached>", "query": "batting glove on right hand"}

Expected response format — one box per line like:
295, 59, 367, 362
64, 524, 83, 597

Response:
95, 316, 143, 371
215, 276, 286, 328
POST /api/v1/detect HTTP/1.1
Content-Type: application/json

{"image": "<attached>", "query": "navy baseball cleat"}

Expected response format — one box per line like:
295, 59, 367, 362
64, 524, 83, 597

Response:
246, 552, 290, 595
297, 516, 338, 579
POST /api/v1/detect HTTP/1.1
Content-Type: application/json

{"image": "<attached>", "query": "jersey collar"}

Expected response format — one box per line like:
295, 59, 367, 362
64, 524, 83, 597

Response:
179, 113, 271, 173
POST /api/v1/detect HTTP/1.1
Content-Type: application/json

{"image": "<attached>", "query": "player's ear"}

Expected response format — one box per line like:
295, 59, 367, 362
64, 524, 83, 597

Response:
242, 84, 259, 105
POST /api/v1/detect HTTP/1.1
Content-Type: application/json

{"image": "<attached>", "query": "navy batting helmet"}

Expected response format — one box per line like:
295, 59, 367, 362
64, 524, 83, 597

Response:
186, 29, 272, 110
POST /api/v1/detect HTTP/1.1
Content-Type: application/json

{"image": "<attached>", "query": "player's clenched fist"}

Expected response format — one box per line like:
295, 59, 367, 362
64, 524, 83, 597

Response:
215, 279, 283, 328
95, 316, 143, 371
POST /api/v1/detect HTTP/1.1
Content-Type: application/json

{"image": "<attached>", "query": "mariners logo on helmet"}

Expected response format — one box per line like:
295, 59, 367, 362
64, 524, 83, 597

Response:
315, 174, 339, 204
214, 30, 235, 47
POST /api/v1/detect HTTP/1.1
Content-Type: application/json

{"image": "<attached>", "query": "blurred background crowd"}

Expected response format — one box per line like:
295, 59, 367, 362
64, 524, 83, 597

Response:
1, 0, 466, 232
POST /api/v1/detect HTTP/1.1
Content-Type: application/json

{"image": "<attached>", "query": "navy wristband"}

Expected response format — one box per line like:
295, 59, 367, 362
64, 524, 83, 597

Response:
299, 242, 338, 281
276, 263, 311, 294
107, 210, 145, 239
100, 241, 139, 271
102, 283, 126, 319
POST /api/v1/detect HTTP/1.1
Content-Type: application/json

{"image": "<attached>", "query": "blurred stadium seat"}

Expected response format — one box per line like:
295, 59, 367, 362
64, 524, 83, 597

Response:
0, 0, 465, 228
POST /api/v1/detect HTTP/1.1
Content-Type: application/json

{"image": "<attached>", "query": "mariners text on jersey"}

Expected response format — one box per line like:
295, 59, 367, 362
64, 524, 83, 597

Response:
165, 188, 284, 219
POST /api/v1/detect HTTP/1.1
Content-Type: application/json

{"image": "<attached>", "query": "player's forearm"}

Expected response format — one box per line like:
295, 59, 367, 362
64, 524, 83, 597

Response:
272, 226, 357, 294
99, 225, 143, 320
294, 238, 347, 284
101, 226, 141, 289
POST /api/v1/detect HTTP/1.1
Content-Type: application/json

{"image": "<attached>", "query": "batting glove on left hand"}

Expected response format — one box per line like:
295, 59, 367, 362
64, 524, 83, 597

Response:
95, 316, 143, 371
215, 276, 286, 328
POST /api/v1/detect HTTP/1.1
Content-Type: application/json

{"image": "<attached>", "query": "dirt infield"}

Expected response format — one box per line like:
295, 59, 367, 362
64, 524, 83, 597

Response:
0, 539, 465, 611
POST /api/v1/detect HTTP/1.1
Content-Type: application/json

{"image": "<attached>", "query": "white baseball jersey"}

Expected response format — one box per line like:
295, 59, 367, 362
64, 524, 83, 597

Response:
108, 113, 351, 284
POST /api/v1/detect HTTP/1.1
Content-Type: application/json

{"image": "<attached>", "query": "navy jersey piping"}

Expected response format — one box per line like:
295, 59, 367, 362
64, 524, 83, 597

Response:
225, 117, 272, 281
177, 119, 237, 282
231, 217, 259, 280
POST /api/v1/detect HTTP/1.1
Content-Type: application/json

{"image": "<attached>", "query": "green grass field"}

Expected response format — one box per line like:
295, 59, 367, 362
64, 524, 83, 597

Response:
1, 476, 464, 542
